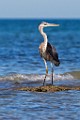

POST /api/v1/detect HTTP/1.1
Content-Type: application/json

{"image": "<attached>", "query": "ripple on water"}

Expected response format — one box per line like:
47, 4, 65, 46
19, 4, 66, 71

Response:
0, 90, 80, 120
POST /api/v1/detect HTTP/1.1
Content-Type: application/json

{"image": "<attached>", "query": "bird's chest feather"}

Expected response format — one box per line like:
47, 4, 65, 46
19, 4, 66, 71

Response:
39, 48, 50, 61
39, 45, 46, 55
39, 42, 49, 59
39, 47, 46, 56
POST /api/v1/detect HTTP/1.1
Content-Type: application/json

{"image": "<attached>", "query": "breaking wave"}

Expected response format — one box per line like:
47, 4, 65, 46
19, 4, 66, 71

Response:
0, 71, 80, 81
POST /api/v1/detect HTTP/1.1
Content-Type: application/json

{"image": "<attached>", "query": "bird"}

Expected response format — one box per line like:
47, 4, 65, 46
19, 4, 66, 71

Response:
38, 22, 60, 86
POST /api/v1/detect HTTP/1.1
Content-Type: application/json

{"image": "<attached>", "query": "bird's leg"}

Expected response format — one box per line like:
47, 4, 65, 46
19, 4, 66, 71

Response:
43, 67, 48, 86
51, 63, 54, 85
43, 59, 48, 86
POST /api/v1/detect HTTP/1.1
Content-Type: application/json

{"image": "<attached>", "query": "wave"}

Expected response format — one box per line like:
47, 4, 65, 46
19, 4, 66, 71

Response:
0, 71, 80, 81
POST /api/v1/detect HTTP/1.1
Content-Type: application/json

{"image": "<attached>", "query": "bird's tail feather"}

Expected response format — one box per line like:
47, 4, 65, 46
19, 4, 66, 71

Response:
52, 60, 60, 66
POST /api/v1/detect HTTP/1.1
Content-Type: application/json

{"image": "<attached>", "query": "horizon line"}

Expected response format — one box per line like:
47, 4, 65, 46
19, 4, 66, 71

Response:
0, 17, 80, 20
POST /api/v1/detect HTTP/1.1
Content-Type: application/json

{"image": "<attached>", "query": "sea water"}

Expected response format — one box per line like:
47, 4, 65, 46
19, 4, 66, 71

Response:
0, 19, 80, 120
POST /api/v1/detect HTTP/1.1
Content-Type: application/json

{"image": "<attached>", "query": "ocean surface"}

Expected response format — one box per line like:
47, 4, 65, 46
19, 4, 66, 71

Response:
0, 19, 80, 120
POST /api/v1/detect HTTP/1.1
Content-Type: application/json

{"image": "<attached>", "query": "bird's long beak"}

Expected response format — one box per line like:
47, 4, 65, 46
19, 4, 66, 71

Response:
48, 23, 60, 27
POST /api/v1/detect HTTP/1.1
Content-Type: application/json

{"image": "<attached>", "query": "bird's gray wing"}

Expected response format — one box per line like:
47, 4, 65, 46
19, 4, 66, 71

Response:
47, 42, 59, 61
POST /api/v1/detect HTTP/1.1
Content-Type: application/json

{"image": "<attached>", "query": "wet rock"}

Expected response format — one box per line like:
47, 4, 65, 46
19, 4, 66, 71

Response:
16, 85, 80, 92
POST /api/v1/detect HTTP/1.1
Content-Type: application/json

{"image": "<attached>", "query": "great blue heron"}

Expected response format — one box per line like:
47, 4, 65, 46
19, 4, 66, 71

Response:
39, 22, 60, 85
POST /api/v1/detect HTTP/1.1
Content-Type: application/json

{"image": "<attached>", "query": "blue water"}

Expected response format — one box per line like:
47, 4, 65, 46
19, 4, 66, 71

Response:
0, 19, 80, 120
0, 19, 80, 75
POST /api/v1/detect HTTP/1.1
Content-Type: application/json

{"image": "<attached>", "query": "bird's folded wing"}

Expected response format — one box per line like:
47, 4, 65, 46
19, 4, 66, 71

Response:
47, 42, 59, 61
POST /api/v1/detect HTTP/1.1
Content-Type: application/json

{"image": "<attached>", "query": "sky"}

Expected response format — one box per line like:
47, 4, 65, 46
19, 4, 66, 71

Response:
0, 0, 80, 19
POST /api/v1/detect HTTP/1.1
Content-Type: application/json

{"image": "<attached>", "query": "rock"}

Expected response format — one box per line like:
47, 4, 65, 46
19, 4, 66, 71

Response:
16, 85, 80, 92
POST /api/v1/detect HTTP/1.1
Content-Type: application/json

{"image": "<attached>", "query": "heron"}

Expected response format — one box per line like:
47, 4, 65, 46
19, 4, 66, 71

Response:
39, 22, 60, 86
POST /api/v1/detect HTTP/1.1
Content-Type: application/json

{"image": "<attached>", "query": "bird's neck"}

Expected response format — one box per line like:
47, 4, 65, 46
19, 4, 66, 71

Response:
40, 27, 48, 50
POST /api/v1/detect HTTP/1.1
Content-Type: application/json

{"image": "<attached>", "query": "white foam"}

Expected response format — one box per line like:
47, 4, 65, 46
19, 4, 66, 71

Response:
0, 73, 74, 81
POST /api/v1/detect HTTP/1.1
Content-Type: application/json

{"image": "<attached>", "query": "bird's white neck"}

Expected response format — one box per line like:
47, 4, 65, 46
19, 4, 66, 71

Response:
39, 26, 48, 51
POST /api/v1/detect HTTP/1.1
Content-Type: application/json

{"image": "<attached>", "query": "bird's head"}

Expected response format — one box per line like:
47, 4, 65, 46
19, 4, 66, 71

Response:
39, 22, 59, 31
